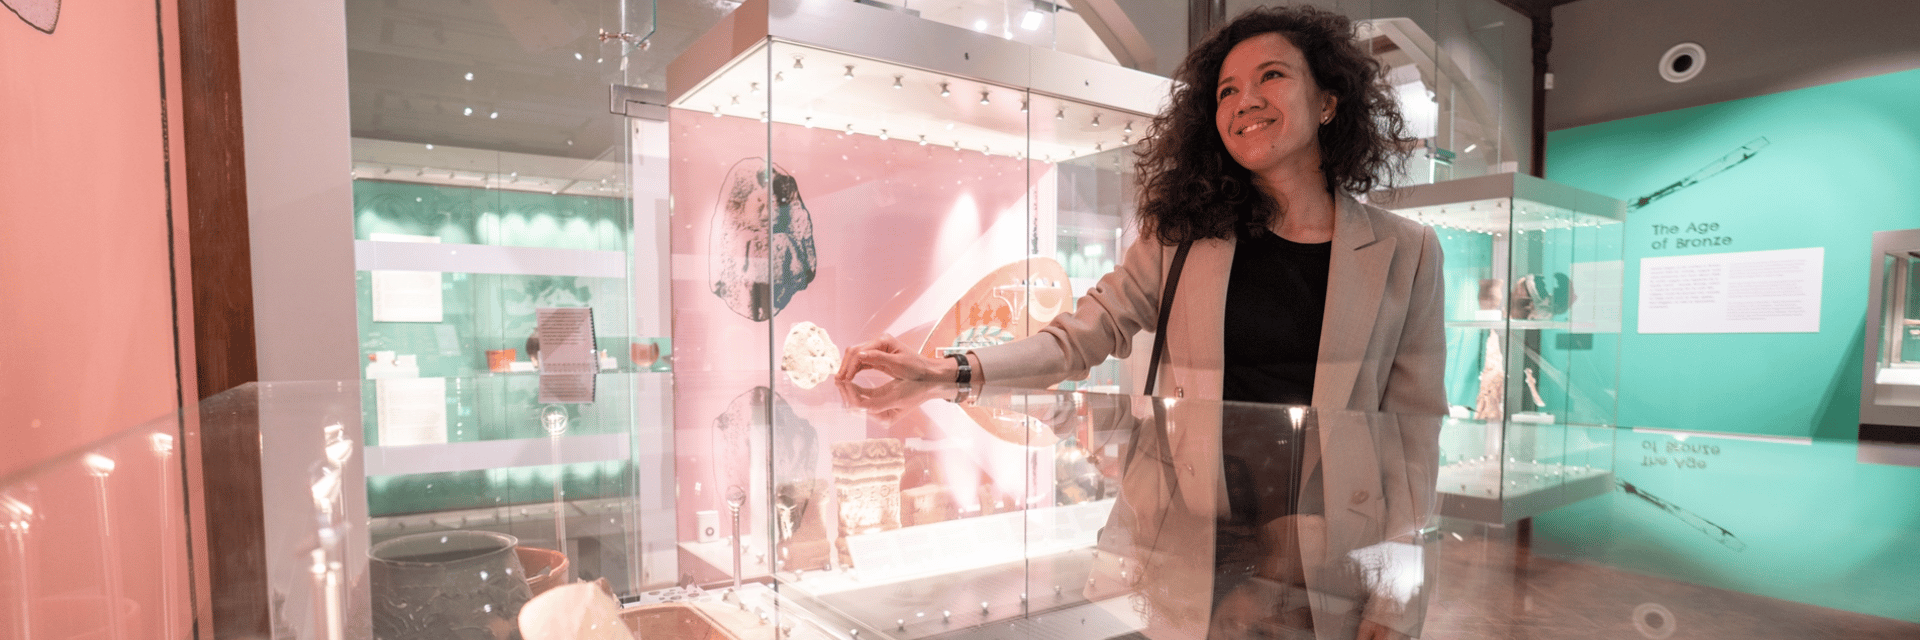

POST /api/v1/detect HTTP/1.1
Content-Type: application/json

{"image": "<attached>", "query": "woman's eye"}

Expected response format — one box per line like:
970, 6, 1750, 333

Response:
1263, 70, 1283, 81
1217, 86, 1236, 99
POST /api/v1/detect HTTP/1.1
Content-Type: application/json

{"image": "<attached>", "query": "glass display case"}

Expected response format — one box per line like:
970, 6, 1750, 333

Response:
1378, 172, 1624, 522
661, 0, 1169, 601
1862, 228, 1920, 438
228, 373, 1438, 640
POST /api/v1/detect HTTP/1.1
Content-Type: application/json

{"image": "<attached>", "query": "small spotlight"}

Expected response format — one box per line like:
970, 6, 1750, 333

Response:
1124, 121, 1133, 133
1055, 108, 1065, 120
879, 129, 889, 140
793, 56, 804, 69
804, 116, 814, 128
1091, 114, 1101, 127
489, 111, 498, 119
893, 75, 903, 89
425, 144, 434, 150
714, 105, 723, 117
919, 135, 927, 146
1464, 143, 1478, 153
464, 72, 474, 81
463, 107, 473, 116
574, 52, 583, 61
1021, 10, 1044, 31
843, 65, 855, 79
775, 71, 785, 82
1020, 99, 1029, 112
940, 82, 951, 97
750, 82, 761, 94
980, 91, 990, 105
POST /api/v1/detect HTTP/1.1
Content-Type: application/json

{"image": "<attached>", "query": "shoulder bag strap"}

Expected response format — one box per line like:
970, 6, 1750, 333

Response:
1142, 240, 1194, 396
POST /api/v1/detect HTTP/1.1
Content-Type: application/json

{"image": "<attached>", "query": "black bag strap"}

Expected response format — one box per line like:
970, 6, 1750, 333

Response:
1143, 240, 1194, 396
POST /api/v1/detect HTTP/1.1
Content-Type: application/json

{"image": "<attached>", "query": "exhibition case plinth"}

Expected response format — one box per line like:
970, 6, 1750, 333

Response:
1862, 228, 1920, 440
232, 374, 1441, 640
1379, 172, 1625, 522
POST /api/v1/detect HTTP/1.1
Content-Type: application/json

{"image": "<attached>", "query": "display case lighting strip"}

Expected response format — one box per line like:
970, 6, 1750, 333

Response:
672, 41, 1142, 164
351, 162, 625, 197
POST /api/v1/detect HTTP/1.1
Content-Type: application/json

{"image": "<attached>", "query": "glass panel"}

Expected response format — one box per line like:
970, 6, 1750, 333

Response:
1, 413, 191, 640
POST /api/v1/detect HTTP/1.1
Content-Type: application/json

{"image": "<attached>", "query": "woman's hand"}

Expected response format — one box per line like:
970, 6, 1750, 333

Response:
832, 378, 954, 425
835, 334, 956, 382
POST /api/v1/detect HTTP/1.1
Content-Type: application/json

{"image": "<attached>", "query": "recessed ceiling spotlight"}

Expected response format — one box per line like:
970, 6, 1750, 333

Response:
574, 52, 583, 61
489, 111, 498, 119
463, 107, 473, 116
424, 144, 434, 150
1660, 42, 1705, 83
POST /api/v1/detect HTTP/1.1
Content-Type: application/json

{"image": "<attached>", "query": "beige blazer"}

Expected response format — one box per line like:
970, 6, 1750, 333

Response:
973, 193, 1447, 415
973, 193, 1446, 639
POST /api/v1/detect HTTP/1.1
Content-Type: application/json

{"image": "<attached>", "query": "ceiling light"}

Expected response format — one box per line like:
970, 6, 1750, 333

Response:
464, 72, 474, 81
980, 91, 990, 105
793, 56, 804, 69
843, 65, 854, 79
1463, 143, 1478, 153
846, 123, 855, 134
919, 135, 927, 146
463, 107, 473, 116
893, 75, 904, 89
974, 19, 988, 31
750, 82, 760, 94
879, 129, 889, 140
714, 105, 723, 117
1124, 121, 1133, 133
489, 111, 498, 119
1091, 114, 1101, 126
425, 144, 434, 150
1021, 10, 1044, 31
940, 82, 950, 97
1055, 108, 1065, 120
574, 52, 583, 61
775, 72, 784, 82
804, 116, 813, 128
1020, 99, 1029, 112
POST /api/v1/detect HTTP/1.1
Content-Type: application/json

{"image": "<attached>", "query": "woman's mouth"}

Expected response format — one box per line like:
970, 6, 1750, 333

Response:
1236, 119, 1274, 136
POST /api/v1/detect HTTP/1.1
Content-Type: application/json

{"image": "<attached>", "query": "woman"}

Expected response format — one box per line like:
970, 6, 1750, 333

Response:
837, 6, 1442, 639
835, 5, 1444, 416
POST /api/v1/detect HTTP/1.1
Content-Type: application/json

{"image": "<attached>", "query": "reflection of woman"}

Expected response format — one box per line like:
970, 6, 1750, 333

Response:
838, 6, 1443, 639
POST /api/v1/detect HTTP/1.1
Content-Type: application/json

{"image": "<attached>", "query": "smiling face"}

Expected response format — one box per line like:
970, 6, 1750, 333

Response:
1214, 32, 1336, 181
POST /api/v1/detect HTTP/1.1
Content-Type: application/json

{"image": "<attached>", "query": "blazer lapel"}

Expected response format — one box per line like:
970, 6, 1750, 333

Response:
1175, 237, 1233, 401
1315, 195, 1394, 410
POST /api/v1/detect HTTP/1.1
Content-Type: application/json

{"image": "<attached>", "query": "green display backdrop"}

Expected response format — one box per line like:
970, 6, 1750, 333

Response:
1542, 68, 1920, 622
1548, 67, 1920, 440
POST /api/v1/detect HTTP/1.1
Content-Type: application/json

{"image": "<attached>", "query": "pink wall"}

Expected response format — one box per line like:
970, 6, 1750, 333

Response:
0, 0, 195, 636
0, 0, 186, 479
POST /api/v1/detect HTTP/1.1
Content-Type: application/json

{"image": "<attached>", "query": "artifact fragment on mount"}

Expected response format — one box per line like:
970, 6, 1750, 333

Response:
1510, 273, 1575, 320
832, 438, 905, 550
710, 158, 818, 321
780, 321, 840, 389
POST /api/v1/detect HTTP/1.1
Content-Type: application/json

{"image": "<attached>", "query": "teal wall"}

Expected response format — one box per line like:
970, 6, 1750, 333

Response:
1547, 66, 1920, 440
1540, 67, 1920, 622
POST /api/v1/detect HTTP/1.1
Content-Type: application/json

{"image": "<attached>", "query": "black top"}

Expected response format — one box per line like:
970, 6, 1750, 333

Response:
1222, 224, 1332, 406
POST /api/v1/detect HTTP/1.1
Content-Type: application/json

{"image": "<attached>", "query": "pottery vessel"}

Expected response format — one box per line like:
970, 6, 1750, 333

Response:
371, 530, 532, 640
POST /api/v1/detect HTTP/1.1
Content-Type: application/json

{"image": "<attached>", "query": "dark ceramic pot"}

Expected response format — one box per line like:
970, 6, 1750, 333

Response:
370, 530, 532, 640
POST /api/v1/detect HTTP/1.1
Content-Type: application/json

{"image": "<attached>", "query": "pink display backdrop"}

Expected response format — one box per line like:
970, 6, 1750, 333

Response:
668, 111, 1061, 563
0, 0, 196, 636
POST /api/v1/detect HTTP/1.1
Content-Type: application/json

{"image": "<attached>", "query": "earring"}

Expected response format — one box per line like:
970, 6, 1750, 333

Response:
1321, 114, 1332, 125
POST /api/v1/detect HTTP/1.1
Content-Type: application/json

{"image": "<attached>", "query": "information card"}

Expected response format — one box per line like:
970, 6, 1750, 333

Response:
1638, 247, 1823, 334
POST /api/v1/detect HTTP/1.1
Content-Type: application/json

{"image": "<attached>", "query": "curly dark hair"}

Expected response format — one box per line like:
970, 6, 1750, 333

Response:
1134, 5, 1411, 244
